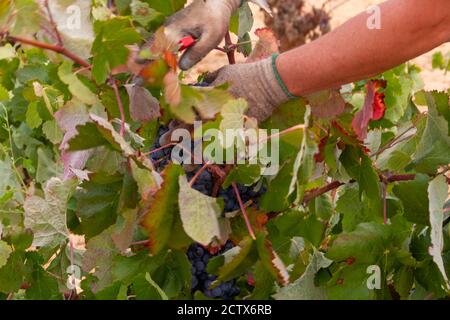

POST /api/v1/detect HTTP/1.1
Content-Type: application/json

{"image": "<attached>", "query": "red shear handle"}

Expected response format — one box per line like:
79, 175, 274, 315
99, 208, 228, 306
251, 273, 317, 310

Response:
179, 36, 196, 52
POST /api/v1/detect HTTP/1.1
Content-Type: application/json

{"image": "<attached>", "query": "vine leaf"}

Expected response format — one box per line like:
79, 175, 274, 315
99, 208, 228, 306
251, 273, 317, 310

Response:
163, 70, 181, 106
55, 100, 93, 180
256, 232, 289, 286
326, 222, 390, 265
274, 250, 332, 300
352, 80, 387, 140
215, 238, 258, 283
125, 84, 161, 122
178, 175, 228, 246
82, 227, 118, 293
142, 164, 184, 255
307, 90, 346, 119
91, 18, 142, 84
427, 175, 450, 289
246, 28, 279, 63
112, 209, 138, 253
58, 61, 98, 105
410, 91, 450, 173
24, 177, 77, 248
0, 241, 12, 269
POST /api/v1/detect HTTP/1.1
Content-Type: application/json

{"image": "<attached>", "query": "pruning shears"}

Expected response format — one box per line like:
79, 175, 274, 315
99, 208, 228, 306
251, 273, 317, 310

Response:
179, 35, 196, 52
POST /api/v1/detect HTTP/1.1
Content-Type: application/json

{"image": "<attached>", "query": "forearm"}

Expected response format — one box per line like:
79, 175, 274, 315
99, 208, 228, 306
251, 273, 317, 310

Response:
277, 0, 450, 96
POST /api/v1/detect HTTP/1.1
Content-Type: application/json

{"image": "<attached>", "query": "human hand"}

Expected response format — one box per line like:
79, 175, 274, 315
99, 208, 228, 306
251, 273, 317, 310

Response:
165, 0, 242, 70
206, 55, 293, 122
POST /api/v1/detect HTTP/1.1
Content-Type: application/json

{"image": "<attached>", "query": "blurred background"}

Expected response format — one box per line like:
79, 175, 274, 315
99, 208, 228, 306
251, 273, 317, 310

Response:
186, 0, 450, 91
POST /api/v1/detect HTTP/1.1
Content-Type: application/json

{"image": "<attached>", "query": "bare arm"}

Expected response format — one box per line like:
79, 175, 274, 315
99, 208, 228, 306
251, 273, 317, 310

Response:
277, 0, 450, 96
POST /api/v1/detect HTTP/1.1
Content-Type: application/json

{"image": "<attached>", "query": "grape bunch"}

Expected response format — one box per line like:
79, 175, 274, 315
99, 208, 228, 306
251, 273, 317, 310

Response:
187, 241, 240, 299
218, 184, 267, 212
186, 166, 214, 196
149, 125, 172, 171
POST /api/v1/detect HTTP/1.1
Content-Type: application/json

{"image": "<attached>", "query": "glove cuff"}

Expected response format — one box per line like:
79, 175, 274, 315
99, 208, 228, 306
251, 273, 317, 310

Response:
245, 56, 294, 121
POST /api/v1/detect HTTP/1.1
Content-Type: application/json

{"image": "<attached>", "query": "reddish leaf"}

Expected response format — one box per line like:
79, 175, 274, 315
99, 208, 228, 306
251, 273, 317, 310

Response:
308, 90, 346, 119
141, 164, 184, 255
163, 71, 181, 106
352, 80, 387, 140
124, 84, 161, 122
314, 135, 329, 163
164, 50, 178, 71
246, 28, 279, 63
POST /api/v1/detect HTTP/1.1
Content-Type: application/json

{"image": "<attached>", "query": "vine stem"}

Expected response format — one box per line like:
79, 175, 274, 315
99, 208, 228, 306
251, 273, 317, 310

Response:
142, 143, 177, 157
43, 0, 64, 47
232, 182, 256, 240
109, 78, 126, 137
224, 32, 236, 64
382, 183, 388, 225
303, 174, 416, 205
189, 161, 212, 187
4, 34, 90, 67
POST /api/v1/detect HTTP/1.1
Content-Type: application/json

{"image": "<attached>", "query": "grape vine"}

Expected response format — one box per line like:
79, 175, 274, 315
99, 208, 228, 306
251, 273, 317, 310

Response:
0, 0, 448, 301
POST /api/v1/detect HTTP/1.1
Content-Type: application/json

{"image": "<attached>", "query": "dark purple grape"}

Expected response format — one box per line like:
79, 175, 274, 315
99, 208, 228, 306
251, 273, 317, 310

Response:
187, 241, 241, 300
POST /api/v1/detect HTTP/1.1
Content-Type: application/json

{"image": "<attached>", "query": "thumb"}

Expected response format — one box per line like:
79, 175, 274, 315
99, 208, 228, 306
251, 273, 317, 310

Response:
204, 68, 223, 84
179, 31, 222, 70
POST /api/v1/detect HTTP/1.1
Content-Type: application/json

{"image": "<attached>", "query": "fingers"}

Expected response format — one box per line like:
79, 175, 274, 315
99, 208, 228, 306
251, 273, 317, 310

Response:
179, 31, 223, 70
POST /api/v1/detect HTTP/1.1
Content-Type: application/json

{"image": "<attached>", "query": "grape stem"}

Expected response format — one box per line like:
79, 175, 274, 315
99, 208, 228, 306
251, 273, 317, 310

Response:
232, 182, 256, 240
303, 174, 417, 205
142, 143, 177, 157
225, 32, 236, 64
189, 161, 212, 187
109, 77, 126, 137
43, 0, 64, 47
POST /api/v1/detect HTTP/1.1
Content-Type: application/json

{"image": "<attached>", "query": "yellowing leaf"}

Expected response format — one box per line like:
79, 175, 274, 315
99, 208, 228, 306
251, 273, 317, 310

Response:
58, 61, 98, 105
178, 175, 224, 246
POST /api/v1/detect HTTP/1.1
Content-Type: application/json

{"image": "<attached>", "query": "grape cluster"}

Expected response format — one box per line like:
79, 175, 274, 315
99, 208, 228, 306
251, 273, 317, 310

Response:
188, 241, 240, 299
186, 166, 213, 196
218, 184, 267, 212
149, 125, 172, 171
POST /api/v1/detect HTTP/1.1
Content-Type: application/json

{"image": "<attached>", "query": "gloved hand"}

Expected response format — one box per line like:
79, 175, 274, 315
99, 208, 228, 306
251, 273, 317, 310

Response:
165, 0, 242, 70
206, 55, 294, 122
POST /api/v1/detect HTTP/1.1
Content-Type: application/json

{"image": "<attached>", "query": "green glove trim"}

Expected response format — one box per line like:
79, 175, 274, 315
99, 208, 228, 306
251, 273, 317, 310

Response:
271, 54, 297, 100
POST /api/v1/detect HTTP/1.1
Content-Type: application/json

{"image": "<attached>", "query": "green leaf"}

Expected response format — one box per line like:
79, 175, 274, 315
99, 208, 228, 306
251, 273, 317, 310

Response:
10, 0, 42, 37
326, 222, 390, 265
274, 250, 332, 300
58, 61, 98, 105
92, 18, 142, 84
144, 273, 168, 300
82, 227, 118, 293
147, 0, 187, 16
42, 119, 63, 144
0, 241, 12, 269
25, 101, 42, 129
215, 238, 258, 283
223, 164, 261, 187
393, 174, 430, 225
24, 177, 77, 248
142, 164, 184, 254
326, 264, 377, 300
255, 232, 289, 286
178, 175, 227, 246
393, 266, 414, 299
410, 91, 450, 173
0, 252, 25, 293
68, 122, 108, 150
131, 0, 160, 26
427, 175, 450, 289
